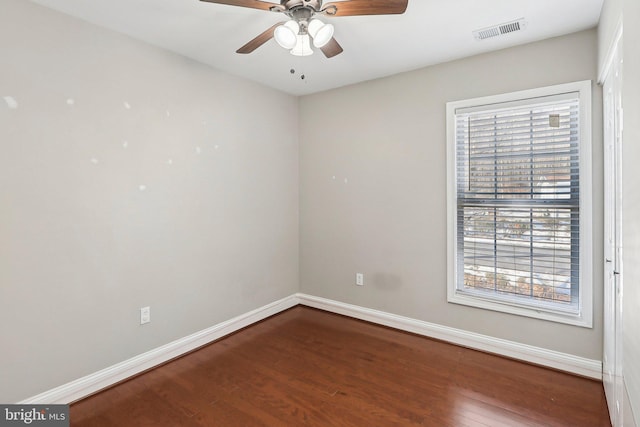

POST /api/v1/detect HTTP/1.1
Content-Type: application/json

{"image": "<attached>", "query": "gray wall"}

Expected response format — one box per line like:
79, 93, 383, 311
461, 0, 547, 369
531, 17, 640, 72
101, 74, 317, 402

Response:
300, 29, 603, 360
0, 0, 299, 403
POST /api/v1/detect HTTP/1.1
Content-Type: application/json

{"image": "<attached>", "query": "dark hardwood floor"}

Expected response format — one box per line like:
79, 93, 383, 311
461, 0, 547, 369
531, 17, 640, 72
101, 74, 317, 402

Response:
70, 306, 610, 426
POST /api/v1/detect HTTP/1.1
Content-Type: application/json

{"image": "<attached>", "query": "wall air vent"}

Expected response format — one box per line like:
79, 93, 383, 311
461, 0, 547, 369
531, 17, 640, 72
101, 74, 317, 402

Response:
473, 18, 526, 41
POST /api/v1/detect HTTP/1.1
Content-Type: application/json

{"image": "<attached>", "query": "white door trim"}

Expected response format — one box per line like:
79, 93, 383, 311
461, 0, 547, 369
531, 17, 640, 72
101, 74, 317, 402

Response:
602, 26, 625, 427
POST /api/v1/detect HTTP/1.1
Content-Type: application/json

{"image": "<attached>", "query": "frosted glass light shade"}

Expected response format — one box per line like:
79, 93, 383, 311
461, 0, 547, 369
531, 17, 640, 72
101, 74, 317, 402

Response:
274, 21, 299, 49
290, 34, 314, 56
308, 19, 334, 48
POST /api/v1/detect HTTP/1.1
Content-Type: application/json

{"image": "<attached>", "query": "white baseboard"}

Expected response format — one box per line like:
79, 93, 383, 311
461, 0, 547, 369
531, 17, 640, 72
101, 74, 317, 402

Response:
623, 380, 638, 427
296, 293, 602, 380
20, 292, 602, 404
19, 295, 299, 405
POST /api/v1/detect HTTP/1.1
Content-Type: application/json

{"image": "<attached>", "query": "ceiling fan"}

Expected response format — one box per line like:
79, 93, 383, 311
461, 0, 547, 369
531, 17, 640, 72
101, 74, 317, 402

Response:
200, 0, 409, 58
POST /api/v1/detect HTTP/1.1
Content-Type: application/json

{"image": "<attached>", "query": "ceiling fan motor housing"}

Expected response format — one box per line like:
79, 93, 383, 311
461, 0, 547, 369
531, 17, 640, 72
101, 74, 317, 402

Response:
282, 0, 322, 11
292, 8, 313, 32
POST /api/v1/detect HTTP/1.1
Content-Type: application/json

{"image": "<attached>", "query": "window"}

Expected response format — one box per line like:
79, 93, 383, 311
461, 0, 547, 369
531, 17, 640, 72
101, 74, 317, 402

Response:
446, 81, 592, 327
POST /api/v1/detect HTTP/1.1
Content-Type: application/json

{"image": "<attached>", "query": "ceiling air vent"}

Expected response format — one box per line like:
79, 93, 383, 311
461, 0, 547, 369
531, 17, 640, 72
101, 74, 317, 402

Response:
473, 18, 526, 41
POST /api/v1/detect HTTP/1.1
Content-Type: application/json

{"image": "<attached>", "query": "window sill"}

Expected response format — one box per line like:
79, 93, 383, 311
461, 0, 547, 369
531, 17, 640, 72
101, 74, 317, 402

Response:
448, 289, 592, 328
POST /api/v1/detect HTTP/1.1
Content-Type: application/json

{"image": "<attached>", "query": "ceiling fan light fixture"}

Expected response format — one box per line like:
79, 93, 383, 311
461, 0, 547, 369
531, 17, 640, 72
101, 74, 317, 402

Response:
202, 0, 410, 58
307, 19, 334, 48
290, 34, 314, 56
274, 20, 299, 49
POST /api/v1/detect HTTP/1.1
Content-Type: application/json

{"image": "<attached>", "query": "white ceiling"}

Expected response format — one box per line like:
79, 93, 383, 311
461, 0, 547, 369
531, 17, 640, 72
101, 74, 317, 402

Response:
29, 0, 604, 96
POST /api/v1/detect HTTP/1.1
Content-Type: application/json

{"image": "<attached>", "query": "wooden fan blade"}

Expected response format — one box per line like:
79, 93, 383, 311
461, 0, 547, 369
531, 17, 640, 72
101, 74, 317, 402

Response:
200, 0, 276, 12
320, 38, 343, 58
236, 22, 284, 54
322, 0, 408, 17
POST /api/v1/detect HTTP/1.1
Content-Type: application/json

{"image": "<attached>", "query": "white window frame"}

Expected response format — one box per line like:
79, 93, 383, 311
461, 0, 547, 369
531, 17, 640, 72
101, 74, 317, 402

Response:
446, 81, 593, 328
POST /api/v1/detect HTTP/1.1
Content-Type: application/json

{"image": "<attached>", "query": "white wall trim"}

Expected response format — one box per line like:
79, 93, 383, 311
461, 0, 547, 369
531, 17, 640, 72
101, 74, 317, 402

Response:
598, 18, 623, 85
18, 295, 299, 404
623, 379, 639, 427
296, 293, 602, 379
20, 292, 602, 404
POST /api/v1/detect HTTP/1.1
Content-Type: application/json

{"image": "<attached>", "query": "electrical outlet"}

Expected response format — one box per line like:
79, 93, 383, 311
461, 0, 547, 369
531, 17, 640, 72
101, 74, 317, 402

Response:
140, 306, 151, 325
356, 273, 364, 286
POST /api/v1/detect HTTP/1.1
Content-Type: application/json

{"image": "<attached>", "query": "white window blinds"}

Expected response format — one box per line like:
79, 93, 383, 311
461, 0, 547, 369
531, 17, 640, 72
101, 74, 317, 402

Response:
454, 93, 580, 313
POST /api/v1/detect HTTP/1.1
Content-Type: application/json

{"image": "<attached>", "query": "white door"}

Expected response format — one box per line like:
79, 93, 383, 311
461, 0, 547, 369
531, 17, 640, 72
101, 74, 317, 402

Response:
602, 34, 624, 427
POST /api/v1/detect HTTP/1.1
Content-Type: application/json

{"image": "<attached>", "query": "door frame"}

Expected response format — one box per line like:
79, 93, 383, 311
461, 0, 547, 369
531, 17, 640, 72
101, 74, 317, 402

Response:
601, 24, 624, 427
